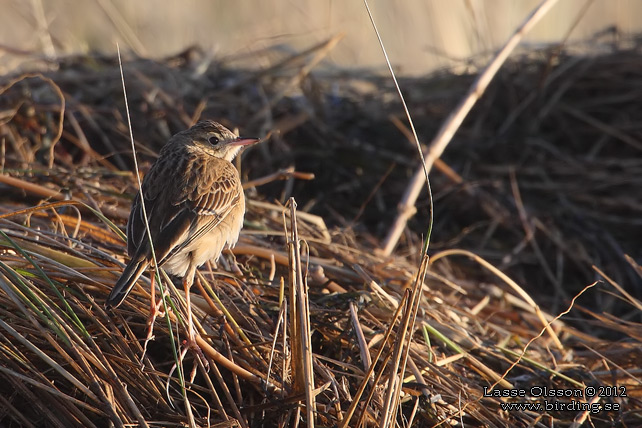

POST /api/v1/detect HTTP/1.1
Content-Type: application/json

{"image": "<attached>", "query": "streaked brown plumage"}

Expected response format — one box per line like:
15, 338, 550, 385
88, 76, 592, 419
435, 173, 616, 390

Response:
106, 121, 258, 313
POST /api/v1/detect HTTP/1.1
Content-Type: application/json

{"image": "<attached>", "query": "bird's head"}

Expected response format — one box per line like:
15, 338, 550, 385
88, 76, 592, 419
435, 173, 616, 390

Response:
185, 120, 259, 162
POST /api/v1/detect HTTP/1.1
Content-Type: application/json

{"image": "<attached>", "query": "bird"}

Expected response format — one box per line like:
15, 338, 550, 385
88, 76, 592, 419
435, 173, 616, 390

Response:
106, 120, 259, 345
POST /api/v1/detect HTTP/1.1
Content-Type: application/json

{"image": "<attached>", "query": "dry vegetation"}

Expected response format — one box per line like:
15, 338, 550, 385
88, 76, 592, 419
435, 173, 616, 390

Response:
0, 34, 641, 427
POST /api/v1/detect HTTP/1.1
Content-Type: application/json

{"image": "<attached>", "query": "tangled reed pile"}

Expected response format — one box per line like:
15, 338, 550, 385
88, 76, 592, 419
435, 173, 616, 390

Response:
0, 35, 640, 427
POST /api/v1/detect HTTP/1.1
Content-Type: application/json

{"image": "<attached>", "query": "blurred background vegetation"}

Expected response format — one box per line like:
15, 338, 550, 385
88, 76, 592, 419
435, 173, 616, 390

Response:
2, 0, 642, 75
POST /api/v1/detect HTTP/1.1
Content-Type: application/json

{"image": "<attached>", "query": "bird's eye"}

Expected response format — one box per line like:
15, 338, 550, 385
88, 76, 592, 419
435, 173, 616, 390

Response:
208, 136, 220, 145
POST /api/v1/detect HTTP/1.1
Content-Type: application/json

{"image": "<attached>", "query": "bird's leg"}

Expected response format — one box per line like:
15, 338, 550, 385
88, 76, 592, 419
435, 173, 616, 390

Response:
183, 273, 196, 346
180, 263, 209, 370
147, 272, 169, 334
142, 271, 169, 363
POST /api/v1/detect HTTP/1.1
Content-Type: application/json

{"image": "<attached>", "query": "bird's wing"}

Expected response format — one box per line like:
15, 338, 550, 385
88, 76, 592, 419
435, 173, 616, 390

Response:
163, 156, 242, 261
126, 152, 174, 260
127, 153, 241, 265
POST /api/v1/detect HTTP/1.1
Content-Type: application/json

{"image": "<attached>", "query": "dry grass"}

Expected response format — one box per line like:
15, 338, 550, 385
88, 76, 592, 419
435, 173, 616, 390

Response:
0, 35, 641, 426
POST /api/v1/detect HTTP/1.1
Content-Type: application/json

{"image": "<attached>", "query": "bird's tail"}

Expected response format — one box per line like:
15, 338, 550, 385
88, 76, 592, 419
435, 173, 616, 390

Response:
106, 258, 149, 308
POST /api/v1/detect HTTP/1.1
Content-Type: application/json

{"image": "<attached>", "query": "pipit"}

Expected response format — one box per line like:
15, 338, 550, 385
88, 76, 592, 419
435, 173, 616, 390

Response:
106, 120, 259, 346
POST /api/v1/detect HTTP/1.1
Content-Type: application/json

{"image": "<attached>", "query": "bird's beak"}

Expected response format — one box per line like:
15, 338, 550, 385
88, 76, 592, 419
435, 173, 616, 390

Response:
230, 137, 260, 147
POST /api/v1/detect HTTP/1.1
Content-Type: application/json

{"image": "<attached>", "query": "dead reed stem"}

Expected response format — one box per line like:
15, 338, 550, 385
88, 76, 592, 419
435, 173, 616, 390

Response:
381, 0, 562, 256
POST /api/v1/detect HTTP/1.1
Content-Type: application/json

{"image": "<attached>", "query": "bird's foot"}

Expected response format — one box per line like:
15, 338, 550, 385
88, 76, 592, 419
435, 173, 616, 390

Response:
140, 290, 170, 365
167, 329, 210, 384
180, 331, 210, 381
